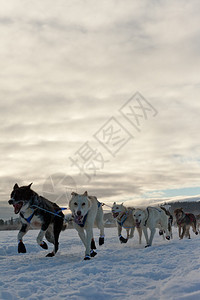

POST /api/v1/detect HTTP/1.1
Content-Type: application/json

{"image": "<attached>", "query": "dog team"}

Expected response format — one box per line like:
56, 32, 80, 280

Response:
8, 183, 199, 260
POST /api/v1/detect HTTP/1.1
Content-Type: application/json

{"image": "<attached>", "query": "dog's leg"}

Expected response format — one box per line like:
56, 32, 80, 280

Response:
178, 225, 181, 239
126, 229, 130, 240
36, 228, 48, 250
77, 227, 87, 247
17, 224, 29, 253
96, 208, 105, 246
137, 227, 142, 244
85, 228, 96, 260
191, 220, 198, 235
129, 227, 134, 239
91, 238, 96, 250
148, 228, 156, 246
76, 226, 90, 259
46, 218, 63, 257
161, 219, 170, 241
143, 227, 149, 247
118, 224, 127, 243
185, 226, 190, 239
180, 225, 186, 239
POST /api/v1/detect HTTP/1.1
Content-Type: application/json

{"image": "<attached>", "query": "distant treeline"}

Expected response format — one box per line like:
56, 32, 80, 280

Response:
161, 200, 200, 215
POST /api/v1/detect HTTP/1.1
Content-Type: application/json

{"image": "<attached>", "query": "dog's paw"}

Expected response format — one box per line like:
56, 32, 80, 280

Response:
166, 236, 170, 240
99, 236, 104, 246
18, 241, 26, 253
90, 250, 97, 257
119, 236, 127, 244
46, 252, 55, 257
84, 255, 91, 260
91, 239, 96, 249
40, 241, 48, 250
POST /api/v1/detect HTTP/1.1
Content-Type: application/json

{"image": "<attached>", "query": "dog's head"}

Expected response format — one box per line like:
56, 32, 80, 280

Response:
133, 209, 145, 228
8, 183, 33, 214
69, 191, 91, 224
112, 202, 126, 218
174, 208, 183, 220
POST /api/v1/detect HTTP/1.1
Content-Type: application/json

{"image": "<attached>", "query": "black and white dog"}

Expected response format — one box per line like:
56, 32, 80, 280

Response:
8, 183, 65, 257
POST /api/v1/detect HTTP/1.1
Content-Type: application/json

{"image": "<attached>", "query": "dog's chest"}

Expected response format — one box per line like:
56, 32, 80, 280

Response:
31, 215, 42, 228
21, 209, 42, 228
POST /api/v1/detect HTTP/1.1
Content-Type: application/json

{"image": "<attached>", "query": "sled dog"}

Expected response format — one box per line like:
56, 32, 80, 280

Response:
112, 202, 142, 244
8, 183, 65, 257
133, 207, 171, 247
69, 191, 104, 260
174, 208, 198, 239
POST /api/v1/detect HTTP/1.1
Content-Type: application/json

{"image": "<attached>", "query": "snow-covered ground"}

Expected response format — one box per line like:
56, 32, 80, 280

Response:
0, 227, 199, 300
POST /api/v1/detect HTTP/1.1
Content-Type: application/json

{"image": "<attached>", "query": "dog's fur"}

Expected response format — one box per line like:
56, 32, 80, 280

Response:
8, 183, 65, 257
196, 214, 200, 233
160, 206, 173, 239
174, 208, 198, 239
69, 191, 104, 260
133, 207, 171, 247
112, 202, 142, 244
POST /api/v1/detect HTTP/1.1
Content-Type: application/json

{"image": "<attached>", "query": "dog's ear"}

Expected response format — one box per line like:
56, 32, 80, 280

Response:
27, 183, 33, 189
71, 192, 77, 196
14, 183, 19, 190
83, 191, 88, 196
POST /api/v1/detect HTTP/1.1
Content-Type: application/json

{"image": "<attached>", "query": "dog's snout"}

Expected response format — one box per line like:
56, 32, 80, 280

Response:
8, 199, 14, 205
77, 210, 81, 216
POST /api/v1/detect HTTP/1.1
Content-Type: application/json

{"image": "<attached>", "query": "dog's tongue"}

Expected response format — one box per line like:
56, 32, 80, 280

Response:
13, 202, 23, 214
74, 215, 83, 224
112, 212, 119, 218
136, 221, 141, 228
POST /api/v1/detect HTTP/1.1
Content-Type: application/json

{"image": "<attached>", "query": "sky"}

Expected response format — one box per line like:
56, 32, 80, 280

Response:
1, 0, 200, 219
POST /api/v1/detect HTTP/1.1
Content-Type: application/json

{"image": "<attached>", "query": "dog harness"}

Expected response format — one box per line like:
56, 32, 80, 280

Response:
20, 209, 37, 224
117, 212, 134, 229
117, 213, 128, 227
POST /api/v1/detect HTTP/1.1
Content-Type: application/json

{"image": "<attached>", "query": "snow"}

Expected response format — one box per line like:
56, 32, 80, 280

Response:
0, 227, 200, 300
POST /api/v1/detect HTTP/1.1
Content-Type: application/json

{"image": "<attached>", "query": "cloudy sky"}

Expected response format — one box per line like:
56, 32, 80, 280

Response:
1, 0, 200, 219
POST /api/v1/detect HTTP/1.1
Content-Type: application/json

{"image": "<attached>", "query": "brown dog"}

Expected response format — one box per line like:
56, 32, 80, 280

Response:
174, 208, 198, 239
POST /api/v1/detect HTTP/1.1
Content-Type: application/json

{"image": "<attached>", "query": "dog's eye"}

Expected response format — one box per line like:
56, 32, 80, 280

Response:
74, 202, 78, 206
82, 203, 85, 206
139, 214, 141, 216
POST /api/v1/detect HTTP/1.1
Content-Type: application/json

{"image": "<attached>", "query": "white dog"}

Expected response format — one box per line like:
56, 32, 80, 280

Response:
112, 202, 142, 244
69, 191, 104, 260
133, 207, 170, 247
